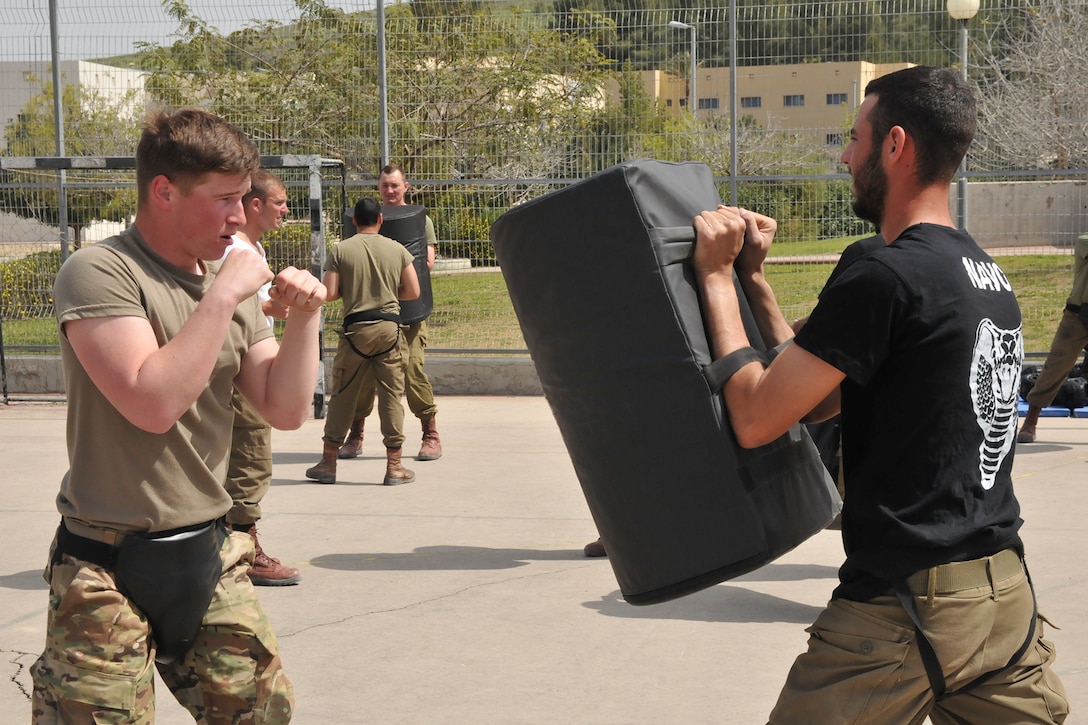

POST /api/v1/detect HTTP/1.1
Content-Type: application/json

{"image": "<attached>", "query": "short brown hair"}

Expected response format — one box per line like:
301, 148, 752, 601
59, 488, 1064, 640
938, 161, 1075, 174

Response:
243, 169, 286, 205
136, 107, 260, 206
379, 163, 406, 180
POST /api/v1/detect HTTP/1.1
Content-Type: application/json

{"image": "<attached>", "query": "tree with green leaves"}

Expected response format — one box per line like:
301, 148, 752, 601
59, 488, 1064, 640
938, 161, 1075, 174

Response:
138, 0, 375, 168
137, 0, 613, 183
1, 79, 139, 248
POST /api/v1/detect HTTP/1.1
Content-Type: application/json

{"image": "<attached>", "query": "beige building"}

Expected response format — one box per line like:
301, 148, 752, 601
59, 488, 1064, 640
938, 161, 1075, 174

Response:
0, 60, 146, 136
641, 60, 913, 145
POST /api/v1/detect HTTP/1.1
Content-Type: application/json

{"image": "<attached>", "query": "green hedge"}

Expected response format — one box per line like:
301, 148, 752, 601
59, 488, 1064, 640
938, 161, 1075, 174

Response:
0, 250, 60, 319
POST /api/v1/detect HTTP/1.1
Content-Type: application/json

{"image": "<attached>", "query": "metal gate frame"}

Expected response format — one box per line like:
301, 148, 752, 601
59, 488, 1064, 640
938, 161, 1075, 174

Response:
0, 154, 345, 418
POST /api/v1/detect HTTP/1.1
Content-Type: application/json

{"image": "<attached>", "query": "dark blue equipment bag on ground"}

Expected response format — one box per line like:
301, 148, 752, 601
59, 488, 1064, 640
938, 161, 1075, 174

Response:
491, 159, 841, 605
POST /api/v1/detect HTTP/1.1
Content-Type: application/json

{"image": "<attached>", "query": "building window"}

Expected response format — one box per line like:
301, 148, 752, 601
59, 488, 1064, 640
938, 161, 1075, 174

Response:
678, 98, 687, 107
783, 94, 805, 107
826, 93, 848, 106
666, 99, 672, 107
697, 97, 719, 110
826, 133, 844, 146
740, 96, 761, 109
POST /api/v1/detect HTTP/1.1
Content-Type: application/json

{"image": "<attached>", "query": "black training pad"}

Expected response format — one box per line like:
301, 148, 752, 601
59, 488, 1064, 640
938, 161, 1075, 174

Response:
380, 204, 433, 325
491, 159, 840, 604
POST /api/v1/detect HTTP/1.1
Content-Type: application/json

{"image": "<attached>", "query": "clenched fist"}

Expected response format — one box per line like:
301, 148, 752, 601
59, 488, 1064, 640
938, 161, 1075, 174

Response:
269, 266, 327, 313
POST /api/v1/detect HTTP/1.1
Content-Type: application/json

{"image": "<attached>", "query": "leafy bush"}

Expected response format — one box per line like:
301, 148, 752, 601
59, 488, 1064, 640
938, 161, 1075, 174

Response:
0, 250, 61, 319
818, 181, 870, 239
264, 222, 319, 273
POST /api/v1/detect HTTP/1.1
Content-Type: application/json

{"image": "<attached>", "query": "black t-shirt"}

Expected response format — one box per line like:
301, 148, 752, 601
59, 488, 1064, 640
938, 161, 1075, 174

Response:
806, 235, 886, 478
823, 235, 886, 293
795, 223, 1025, 600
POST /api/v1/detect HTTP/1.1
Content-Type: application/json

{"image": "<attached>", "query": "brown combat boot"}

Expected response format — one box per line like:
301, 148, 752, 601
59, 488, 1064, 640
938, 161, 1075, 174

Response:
384, 447, 416, 486
239, 524, 301, 586
417, 416, 442, 461
1017, 405, 1042, 444
305, 442, 339, 483
583, 537, 607, 558
338, 418, 365, 459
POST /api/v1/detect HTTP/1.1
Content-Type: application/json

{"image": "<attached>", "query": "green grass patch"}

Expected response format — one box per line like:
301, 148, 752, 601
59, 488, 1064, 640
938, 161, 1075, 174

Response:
1, 250, 1074, 356
998, 254, 1071, 355
768, 234, 873, 257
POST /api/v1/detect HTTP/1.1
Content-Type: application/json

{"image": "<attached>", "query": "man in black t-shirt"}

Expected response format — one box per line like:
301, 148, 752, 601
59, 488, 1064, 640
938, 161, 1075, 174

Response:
692, 66, 1068, 723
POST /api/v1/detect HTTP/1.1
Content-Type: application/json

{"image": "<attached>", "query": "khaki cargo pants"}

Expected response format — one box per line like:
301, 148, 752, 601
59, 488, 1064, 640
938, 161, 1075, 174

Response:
769, 552, 1069, 724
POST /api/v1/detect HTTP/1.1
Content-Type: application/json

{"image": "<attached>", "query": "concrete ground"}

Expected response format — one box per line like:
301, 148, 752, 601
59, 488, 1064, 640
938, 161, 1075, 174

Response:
0, 396, 1083, 724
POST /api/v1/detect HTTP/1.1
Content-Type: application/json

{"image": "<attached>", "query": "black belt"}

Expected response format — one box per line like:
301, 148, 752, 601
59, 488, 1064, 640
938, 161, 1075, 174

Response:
343, 309, 401, 329
53, 521, 121, 569
52, 519, 222, 570
1065, 302, 1080, 315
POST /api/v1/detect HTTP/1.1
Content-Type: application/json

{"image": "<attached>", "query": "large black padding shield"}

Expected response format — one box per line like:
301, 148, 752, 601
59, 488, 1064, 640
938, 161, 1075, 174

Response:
491, 159, 841, 605
380, 204, 433, 324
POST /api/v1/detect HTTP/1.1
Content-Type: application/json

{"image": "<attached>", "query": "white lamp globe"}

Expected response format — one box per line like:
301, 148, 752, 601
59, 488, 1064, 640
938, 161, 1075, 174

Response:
947, 0, 980, 21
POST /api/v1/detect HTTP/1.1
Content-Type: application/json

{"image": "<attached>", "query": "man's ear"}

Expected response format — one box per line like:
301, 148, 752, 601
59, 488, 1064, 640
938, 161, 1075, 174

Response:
149, 175, 173, 207
887, 126, 907, 158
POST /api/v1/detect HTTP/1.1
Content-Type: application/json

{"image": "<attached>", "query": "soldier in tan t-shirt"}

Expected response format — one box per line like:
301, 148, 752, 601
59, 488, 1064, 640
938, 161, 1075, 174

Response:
305, 196, 419, 486
32, 107, 326, 723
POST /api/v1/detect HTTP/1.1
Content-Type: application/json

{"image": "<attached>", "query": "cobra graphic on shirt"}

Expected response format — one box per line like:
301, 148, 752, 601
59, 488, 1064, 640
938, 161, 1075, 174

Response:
970, 318, 1023, 490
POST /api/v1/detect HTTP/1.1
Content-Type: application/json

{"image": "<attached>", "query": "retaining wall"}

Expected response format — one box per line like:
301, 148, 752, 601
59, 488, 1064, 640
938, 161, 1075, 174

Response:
2, 354, 544, 399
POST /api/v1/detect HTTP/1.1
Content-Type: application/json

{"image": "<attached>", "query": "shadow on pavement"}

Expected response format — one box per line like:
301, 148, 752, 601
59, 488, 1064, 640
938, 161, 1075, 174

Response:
585, 586, 824, 624
310, 545, 587, 571
0, 570, 48, 591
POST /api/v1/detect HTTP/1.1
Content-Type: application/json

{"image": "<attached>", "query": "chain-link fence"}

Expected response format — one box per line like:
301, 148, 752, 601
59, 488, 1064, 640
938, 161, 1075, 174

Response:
2, 0, 1087, 376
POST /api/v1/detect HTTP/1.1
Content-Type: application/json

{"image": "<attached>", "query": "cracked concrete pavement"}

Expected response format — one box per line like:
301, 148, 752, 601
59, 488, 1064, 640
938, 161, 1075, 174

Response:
1, 397, 1084, 723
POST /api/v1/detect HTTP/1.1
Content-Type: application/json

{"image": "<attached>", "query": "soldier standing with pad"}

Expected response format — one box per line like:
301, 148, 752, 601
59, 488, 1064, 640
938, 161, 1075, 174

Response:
305, 197, 420, 486
337, 164, 443, 461
693, 66, 1068, 723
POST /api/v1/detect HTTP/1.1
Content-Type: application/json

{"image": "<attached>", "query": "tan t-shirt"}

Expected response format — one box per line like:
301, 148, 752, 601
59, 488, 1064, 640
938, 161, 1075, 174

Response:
326, 232, 415, 318
52, 226, 272, 534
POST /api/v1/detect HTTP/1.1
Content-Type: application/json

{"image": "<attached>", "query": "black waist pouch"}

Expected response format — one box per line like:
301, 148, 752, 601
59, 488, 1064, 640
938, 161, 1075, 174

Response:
114, 521, 227, 664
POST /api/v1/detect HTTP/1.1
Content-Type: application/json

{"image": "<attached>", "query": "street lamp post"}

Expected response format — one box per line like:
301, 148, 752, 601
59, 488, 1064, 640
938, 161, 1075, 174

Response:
947, 0, 980, 230
668, 21, 696, 114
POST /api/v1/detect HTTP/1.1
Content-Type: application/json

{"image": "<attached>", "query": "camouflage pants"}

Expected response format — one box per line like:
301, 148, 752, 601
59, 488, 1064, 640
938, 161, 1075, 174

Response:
31, 529, 293, 723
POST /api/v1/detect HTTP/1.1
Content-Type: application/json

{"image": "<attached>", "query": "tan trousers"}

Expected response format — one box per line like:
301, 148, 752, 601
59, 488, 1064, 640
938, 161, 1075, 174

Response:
354, 319, 438, 421
225, 389, 272, 525
1025, 309, 1088, 407
769, 555, 1069, 724
324, 320, 408, 449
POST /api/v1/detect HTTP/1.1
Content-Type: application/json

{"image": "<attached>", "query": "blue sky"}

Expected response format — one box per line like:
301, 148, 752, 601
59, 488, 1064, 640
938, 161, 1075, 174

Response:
0, 1, 367, 61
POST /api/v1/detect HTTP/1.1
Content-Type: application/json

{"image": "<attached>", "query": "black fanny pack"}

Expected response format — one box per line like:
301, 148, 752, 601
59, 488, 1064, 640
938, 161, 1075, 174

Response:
54, 520, 227, 664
